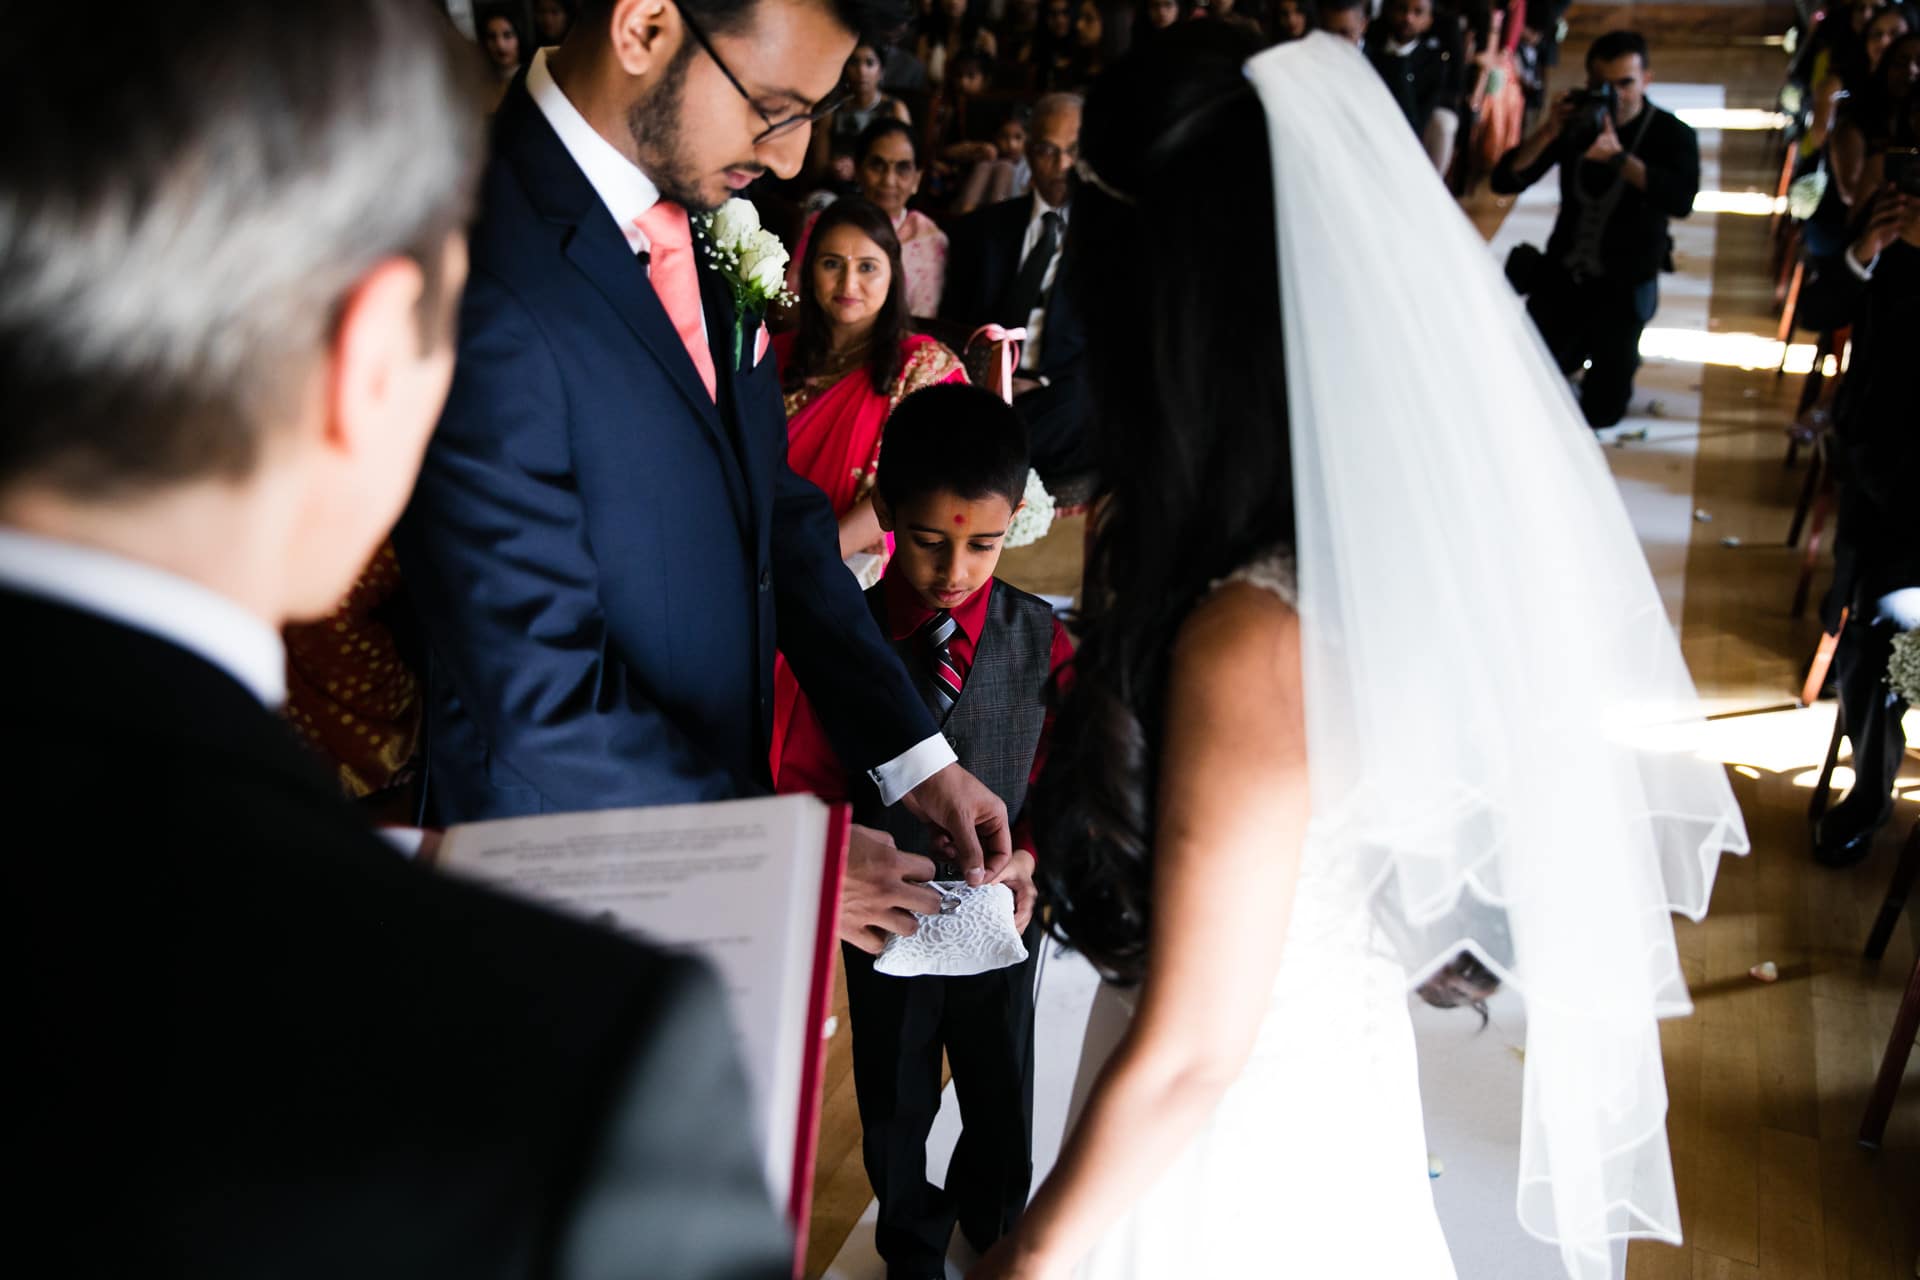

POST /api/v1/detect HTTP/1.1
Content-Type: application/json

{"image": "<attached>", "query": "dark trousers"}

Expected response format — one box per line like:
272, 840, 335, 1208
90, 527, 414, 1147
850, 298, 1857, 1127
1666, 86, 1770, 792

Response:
842, 924, 1042, 1276
1526, 269, 1660, 429
1012, 377, 1091, 484
1831, 584, 1920, 838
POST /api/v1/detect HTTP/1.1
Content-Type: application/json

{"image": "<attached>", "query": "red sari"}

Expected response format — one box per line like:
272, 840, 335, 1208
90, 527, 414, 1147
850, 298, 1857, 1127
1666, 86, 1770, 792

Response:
768, 331, 967, 784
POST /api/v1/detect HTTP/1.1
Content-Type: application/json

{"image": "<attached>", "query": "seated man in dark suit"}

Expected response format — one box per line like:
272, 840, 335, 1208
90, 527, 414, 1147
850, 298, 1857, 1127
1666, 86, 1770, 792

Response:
940, 92, 1093, 488
1368, 0, 1465, 174
3, 4, 787, 1277
1802, 187, 1920, 867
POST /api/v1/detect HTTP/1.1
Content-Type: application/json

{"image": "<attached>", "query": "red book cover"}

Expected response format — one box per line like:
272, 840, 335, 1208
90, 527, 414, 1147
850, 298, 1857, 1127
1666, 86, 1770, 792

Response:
787, 802, 850, 1277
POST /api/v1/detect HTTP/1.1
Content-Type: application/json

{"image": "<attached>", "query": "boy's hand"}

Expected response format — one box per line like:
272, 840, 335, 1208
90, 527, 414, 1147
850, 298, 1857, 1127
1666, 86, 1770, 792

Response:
991, 850, 1038, 934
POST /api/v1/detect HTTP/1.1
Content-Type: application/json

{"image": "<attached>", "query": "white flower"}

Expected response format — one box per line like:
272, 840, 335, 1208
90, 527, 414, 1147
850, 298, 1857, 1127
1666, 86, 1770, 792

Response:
738, 228, 789, 297
707, 197, 760, 249
1004, 468, 1056, 548
1889, 629, 1920, 706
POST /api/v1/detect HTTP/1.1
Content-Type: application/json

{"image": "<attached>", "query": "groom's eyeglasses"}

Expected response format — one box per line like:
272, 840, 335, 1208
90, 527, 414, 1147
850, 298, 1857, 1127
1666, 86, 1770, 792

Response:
669, 0, 849, 145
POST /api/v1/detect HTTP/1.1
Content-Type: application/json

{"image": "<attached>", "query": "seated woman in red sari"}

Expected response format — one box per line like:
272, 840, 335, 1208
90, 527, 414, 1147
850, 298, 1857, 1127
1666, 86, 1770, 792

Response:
769, 197, 968, 783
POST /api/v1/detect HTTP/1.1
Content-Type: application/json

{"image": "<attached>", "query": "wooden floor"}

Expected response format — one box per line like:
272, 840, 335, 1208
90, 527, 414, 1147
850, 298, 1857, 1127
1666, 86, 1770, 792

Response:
1614, 42, 1920, 1280
805, 37, 1920, 1280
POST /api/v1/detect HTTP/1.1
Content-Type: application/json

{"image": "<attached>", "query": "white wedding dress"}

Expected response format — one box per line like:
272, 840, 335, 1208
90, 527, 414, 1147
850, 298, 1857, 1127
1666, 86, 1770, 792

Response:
1041, 34, 1747, 1280
1071, 555, 1457, 1280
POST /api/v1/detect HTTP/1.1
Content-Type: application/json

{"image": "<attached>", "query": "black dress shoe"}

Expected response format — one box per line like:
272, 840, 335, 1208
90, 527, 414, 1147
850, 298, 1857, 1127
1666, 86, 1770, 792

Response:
1814, 817, 1881, 868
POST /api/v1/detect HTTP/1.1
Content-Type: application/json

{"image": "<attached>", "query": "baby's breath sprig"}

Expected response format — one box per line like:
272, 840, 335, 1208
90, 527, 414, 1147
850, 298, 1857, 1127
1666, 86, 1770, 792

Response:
697, 198, 795, 367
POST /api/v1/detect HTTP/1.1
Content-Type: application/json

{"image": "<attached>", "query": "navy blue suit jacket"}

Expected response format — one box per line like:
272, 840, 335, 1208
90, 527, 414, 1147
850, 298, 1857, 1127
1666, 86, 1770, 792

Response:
397, 80, 935, 823
939, 194, 1092, 478
938, 193, 1086, 383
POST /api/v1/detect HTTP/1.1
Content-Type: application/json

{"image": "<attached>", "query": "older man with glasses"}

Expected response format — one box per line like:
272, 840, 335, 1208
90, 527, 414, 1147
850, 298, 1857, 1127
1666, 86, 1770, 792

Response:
399, 0, 1022, 962
940, 91, 1094, 492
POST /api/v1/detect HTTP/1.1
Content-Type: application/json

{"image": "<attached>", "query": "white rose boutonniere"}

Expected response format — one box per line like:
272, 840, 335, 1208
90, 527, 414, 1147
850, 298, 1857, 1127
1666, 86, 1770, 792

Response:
699, 198, 795, 367
707, 196, 760, 244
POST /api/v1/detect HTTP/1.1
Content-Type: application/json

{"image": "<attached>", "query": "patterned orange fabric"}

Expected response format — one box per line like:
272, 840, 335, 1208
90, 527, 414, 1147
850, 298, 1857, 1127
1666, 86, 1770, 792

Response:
283, 542, 421, 799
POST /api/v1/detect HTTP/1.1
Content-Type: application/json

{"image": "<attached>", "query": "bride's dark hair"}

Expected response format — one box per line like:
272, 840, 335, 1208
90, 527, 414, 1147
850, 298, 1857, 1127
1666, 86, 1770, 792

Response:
1035, 22, 1292, 986
1038, 25, 1500, 1018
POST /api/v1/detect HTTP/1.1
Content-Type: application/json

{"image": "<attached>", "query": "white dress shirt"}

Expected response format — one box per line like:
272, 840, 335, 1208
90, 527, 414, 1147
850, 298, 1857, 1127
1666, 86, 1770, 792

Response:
526, 50, 955, 804
1018, 192, 1070, 374
528, 48, 662, 254
0, 528, 286, 707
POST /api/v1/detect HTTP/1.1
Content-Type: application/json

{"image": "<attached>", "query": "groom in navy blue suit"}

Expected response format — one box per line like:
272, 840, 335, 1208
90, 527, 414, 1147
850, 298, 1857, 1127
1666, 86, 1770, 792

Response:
398, 0, 1012, 954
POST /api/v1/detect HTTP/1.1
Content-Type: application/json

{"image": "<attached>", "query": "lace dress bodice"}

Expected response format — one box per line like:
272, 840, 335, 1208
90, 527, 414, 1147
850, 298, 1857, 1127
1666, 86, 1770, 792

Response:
1211, 550, 1298, 607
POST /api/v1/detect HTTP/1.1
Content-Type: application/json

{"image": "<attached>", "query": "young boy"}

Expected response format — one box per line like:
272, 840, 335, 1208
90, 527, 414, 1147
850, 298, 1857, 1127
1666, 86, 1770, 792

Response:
777, 384, 1073, 1279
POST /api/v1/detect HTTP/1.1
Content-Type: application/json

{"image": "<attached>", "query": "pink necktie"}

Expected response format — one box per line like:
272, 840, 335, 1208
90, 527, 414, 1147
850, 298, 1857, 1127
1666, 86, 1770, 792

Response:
635, 201, 718, 401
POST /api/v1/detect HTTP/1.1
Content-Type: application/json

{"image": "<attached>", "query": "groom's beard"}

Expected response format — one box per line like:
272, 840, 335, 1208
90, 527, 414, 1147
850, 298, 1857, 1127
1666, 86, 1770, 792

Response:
627, 45, 715, 213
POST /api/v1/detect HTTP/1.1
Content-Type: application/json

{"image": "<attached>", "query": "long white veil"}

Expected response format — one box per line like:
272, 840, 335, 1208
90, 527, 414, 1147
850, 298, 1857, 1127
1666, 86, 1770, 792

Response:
1244, 34, 1749, 1280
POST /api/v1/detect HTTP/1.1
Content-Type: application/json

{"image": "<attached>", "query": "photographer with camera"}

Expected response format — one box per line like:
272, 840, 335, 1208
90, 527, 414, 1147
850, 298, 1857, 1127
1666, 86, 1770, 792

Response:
1493, 29, 1700, 429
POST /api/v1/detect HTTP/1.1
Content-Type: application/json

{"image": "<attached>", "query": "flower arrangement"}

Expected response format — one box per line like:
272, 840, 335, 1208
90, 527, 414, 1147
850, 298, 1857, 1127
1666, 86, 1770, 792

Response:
1004, 467, 1056, 549
1888, 628, 1920, 706
698, 198, 795, 367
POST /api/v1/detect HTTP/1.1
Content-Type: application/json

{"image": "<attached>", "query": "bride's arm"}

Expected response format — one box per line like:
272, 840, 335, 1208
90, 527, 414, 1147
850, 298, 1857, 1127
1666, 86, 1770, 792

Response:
973, 584, 1310, 1279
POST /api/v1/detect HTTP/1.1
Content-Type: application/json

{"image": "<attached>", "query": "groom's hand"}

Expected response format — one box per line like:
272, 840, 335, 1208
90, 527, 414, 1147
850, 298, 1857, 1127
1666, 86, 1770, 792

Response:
841, 826, 943, 955
901, 763, 1013, 887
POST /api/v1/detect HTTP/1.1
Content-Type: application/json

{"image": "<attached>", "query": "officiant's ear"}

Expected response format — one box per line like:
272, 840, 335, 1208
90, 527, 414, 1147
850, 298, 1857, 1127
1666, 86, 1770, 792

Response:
609, 0, 680, 79
305, 231, 469, 614
873, 492, 897, 533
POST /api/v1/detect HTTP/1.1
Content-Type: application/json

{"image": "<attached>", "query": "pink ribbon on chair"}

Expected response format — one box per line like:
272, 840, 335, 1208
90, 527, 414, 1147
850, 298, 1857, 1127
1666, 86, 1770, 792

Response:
967, 324, 1028, 405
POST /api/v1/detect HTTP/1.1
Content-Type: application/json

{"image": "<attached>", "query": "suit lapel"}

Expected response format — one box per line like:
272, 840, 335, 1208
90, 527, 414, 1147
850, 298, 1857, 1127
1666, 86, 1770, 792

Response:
698, 256, 774, 533
560, 224, 726, 431
497, 84, 753, 536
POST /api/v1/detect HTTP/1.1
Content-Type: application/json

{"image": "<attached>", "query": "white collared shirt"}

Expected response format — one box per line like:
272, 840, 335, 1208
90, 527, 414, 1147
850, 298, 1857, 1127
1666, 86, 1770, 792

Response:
527, 47, 661, 255
0, 528, 286, 707
1019, 193, 1070, 373
526, 51, 955, 804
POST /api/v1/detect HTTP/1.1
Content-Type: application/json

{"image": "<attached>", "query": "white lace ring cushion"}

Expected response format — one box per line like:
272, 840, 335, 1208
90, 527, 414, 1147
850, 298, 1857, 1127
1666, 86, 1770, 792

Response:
873, 882, 1029, 977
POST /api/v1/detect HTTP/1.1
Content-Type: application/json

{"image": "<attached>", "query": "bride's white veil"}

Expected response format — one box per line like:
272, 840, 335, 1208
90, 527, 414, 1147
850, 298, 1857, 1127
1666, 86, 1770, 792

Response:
1243, 33, 1748, 1280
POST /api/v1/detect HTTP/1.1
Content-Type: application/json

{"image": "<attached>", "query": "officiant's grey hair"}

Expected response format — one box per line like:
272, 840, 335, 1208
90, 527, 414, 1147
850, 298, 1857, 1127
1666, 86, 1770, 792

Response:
0, 0, 487, 498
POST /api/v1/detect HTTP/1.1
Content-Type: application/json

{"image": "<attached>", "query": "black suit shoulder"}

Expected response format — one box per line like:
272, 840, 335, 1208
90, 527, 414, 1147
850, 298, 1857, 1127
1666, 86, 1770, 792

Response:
13, 594, 786, 1279
946, 196, 1033, 270
1641, 105, 1698, 159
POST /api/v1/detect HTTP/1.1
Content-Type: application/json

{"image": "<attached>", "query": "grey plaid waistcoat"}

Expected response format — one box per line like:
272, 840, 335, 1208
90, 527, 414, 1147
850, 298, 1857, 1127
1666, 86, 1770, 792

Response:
855, 580, 1056, 865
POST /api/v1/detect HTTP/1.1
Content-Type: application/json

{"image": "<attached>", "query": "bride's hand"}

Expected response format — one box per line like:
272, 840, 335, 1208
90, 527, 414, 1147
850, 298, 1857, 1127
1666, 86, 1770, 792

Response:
968, 1234, 1068, 1280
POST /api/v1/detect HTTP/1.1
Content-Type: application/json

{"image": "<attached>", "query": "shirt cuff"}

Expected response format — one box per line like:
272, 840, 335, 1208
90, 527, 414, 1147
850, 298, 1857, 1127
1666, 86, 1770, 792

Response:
1846, 246, 1878, 280
868, 734, 957, 807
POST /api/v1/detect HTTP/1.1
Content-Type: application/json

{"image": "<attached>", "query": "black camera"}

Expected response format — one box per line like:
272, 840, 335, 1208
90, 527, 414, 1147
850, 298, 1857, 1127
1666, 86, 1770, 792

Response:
1562, 82, 1620, 156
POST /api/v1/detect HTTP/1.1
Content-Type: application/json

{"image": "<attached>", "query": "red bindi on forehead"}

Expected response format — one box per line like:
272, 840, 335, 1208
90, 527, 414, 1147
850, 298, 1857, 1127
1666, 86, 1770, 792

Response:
953, 514, 968, 525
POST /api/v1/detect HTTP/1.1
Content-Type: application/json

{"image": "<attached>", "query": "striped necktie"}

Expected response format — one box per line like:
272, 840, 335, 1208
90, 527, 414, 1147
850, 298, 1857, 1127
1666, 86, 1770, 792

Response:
921, 609, 965, 716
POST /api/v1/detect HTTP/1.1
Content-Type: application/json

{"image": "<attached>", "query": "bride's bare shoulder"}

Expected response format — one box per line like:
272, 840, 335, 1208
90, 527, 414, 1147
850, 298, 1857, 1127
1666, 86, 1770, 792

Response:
1170, 580, 1302, 712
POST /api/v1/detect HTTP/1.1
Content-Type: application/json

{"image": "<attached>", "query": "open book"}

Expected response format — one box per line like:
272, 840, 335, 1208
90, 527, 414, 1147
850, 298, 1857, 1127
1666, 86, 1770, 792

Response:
433, 794, 849, 1275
